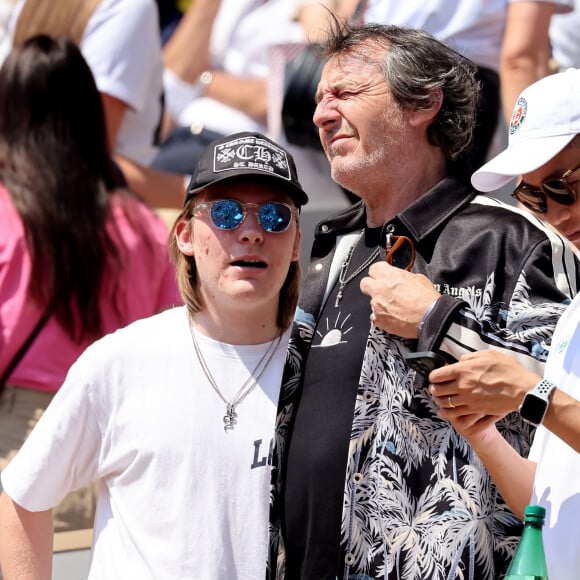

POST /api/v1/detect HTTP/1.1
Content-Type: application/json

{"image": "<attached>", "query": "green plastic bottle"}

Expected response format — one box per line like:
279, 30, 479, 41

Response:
504, 504, 549, 580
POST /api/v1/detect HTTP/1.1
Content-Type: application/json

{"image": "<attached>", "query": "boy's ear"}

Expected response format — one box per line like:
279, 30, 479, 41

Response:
175, 219, 195, 256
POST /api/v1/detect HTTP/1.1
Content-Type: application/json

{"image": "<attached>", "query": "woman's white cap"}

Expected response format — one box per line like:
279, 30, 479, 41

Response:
472, 68, 580, 192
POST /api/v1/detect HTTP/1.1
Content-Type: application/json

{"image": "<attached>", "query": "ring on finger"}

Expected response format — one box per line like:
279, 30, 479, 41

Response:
448, 395, 455, 409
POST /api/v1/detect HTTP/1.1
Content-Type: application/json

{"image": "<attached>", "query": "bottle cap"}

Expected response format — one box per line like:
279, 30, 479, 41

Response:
524, 504, 546, 523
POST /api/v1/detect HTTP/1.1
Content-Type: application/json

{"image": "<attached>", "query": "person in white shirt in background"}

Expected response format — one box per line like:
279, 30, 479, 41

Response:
1, 0, 187, 208
549, 0, 580, 71
154, 0, 305, 176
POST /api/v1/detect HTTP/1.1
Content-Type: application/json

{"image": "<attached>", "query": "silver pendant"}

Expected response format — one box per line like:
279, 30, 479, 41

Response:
223, 404, 237, 432
335, 287, 344, 308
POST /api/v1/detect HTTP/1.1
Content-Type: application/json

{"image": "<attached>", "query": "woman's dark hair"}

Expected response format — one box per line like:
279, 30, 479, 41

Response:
0, 35, 123, 340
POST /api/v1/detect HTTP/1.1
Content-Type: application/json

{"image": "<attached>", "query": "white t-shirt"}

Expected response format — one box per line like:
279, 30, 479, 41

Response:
1, 0, 163, 165
175, 0, 304, 134
363, 0, 572, 72
549, 0, 580, 70
529, 292, 580, 580
1, 307, 290, 580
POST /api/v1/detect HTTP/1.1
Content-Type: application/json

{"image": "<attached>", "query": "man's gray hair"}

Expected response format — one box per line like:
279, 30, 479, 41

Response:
319, 19, 480, 161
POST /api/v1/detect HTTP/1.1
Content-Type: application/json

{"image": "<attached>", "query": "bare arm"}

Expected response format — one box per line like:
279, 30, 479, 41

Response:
204, 73, 268, 125
101, 92, 127, 153
436, 413, 536, 519
163, 0, 220, 83
0, 492, 53, 580
334, 0, 361, 19
162, 0, 268, 127
101, 88, 185, 208
541, 388, 580, 453
500, 1, 555, 124
114, 154, 185, 209
296, 0, 351, 42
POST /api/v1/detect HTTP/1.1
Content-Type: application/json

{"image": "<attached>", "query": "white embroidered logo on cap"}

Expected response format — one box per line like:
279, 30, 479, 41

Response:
509, 97, 527, 135
213, 135, 291, 180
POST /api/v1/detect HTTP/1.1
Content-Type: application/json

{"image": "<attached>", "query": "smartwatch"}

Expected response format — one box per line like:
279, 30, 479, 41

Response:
518, 379, 556, 426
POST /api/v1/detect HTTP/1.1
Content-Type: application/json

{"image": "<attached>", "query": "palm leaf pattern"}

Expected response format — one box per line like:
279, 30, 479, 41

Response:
267, 198, 580, 580
332, 272, 541, 579
270, 271, 548, 579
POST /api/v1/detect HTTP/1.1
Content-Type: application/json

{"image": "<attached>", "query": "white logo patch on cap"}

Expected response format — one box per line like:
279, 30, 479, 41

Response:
509, 97, 527, 135
213, 135, 292, 181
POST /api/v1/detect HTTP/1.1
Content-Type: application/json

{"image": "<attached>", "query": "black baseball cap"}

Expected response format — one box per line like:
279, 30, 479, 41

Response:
184, 131, 309, 207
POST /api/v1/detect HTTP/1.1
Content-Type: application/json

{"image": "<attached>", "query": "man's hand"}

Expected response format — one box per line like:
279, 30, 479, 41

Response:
360, 261, 440, 338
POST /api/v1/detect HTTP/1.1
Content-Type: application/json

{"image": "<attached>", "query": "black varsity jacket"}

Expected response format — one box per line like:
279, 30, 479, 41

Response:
269, 177, 580, 580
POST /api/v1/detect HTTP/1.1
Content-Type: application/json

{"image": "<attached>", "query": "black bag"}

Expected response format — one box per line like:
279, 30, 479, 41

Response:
281, 44, 326, 151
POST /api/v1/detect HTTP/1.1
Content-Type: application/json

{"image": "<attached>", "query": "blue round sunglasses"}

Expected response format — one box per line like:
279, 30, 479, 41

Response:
193, 199, 297, 233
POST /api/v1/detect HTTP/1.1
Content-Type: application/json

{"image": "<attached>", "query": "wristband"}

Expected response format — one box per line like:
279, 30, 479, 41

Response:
199, 70, 213, 93
417, 299, 438, 336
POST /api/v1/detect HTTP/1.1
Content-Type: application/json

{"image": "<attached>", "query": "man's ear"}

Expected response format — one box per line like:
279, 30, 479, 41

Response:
408, 87, 443, 128
175, 219, 195, 256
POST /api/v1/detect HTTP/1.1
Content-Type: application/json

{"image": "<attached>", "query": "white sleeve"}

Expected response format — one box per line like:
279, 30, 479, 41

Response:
80, 0, 162, 112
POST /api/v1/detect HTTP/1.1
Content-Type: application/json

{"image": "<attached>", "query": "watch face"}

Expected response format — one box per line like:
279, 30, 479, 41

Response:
520, 393, 547, 425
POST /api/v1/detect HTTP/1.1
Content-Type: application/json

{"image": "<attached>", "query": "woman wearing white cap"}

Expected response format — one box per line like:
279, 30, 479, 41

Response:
428, 67, 580, 580
472, 67, 580, 247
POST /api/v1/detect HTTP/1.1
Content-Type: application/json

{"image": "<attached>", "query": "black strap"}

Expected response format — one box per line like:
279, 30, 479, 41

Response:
0, 311, 51, 391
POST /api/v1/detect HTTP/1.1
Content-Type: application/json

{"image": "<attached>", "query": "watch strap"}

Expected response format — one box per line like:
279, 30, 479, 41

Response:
531, 378, 556, 401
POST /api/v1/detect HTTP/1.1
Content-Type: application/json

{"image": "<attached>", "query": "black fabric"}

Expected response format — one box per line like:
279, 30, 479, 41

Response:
283, 228, 383, 579
448, 64, 500, 183
155, 0, 184, 45
269, 175, 579, 579
281, 45, 326, 151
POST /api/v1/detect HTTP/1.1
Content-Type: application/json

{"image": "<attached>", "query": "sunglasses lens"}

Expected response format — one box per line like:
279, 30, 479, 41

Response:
385, 234, 415, 271
258, 202, 293, 233
543, 180, 576, 205
210, 200, 244, 230
512, 184, 546, 213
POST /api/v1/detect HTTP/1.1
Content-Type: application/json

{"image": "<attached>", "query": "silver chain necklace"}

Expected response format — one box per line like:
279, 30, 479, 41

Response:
189, 321, 282, 432
335, 230, 381, 308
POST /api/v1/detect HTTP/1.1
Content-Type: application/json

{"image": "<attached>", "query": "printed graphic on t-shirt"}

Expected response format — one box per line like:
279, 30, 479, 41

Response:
313, 311, 353, 347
